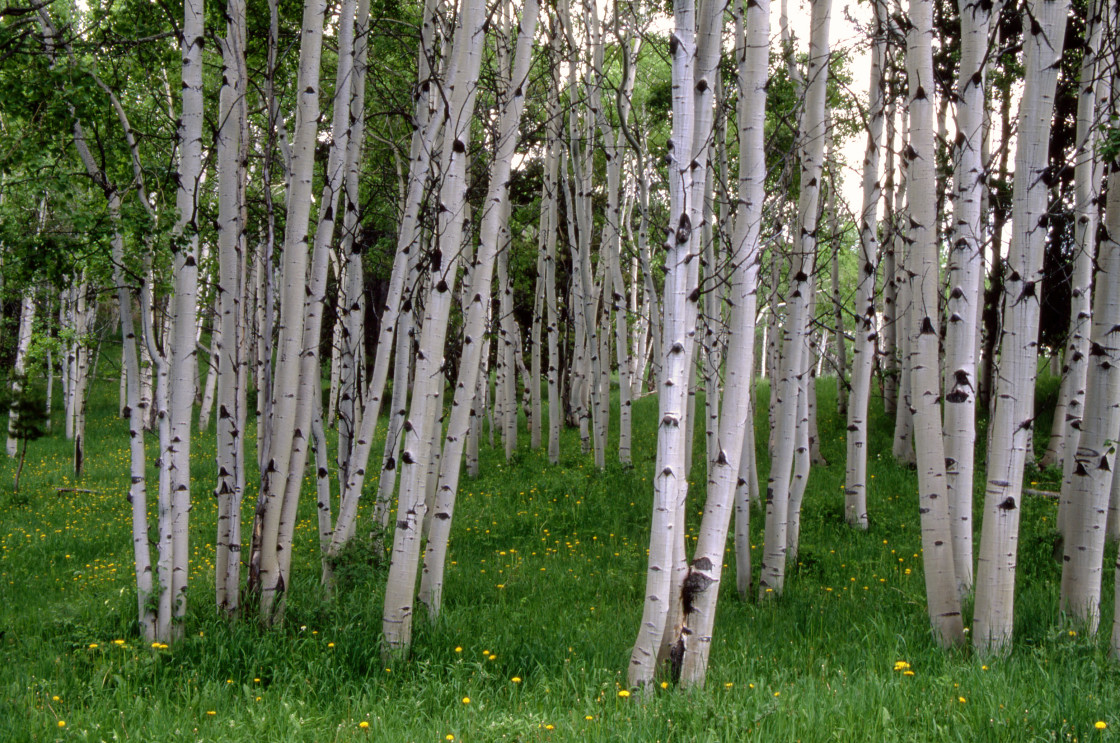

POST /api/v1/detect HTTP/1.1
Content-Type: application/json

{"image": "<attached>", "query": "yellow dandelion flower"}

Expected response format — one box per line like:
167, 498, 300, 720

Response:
585, 715, 594, 720
488, 654, 497, 661
958, 697, 966, 704
903, 670, 914, 676
545, 724, 555, 730
359, 721, 370, 729
58, 721, 66, 728
511, 677, 522, 683
1096, 721, 1107, 730
327, 642, 335, 648
206, 710, 217, 716
618, 690, 631, 698
660, 681, 669, 689
461, 697, 470, 704
724, 682, 733, 688
454, 646, 462, 653
88, 643, 98, 649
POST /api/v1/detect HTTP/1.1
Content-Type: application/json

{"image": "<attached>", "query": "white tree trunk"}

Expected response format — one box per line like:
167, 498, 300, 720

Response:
843, 0, 886, 530
907, 0, 966, 647
974, 0, 1069, 655
248, 0, 329, 620
630, 0, 723, 690
7, 293, 36, 457
758, 0, 830, 600
1061, 144, 1120, 634
381, 0, 486, 655
941, 0, 994, 597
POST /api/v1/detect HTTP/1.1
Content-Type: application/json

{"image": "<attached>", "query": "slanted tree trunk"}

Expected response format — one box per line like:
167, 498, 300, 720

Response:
248, 0, 330, 621
844, 0, 886, 530
1042, 0, 1107, 470
417, 0, 540, 617
758, 0, 830, 600
974, 0, 1069, 655
381, 0, 486, 656
1061, 111, 1120, 635
1054, 0, 1108, 537
628, 0, 722, 690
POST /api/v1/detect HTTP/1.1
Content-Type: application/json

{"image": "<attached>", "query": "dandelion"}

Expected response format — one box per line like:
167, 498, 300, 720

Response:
327, 642, 335, 648
462, 697, 470, 705
544, 724, 555, 730
58, 721, 66, 728
511, 677, 522, 684
88, 643, 98, 649
446, 735, 455, 741
488, 654, 497, 661
774, 691, 780, 697
618, 690, 631, 698
893, 661, 911, 672
454, 646, 462, 653
958, 697, 967, 704
585, 715, 594, 720
903, 671, 914, 677
1096, 721, 1107, 730
359, 721, 370, 729
207, 711, 216, 716
660, 681, 669, 689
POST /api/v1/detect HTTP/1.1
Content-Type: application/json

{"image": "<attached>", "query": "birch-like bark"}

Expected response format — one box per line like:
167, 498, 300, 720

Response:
844, 0, 886, 530
1055, 0, 1108, 537
973, 0, 1069, 655
381, 0, 486, 655
418, 0, 540, 617
1042, 0, 1106, 470
758, 0, 830, 600
630, 0, 723, 689
271, 0, 362, 602
941, 0, 994, 597
6, 293, 36, 457
1060, 149, 1120, 634
248, 0, 329, 619
881, 101, 899, 417
214, 0, 247, 617
327, 0, 444, 559
907, 0, 965, 647
891, 107, 914, 466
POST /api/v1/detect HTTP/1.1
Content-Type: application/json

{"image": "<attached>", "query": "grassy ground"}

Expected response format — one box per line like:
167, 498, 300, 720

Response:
1, 372, 1118, 742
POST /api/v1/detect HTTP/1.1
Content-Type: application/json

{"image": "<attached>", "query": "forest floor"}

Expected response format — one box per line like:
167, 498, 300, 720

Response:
1, 373, 1117, 742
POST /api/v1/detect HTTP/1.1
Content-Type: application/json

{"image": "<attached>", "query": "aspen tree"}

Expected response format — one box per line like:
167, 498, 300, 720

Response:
758, 0, 830, 600
974, 0, 1069, 655
906, 0, 965, 647
1060, 61, 1120, 634
1042, 0, 1107, 470
941, 0, 994, 596
336, 0, 373, 490
248, 0, 330, 620
844, 0, 886, 530
1054, 0, 1108, 536
7, 294, 35, 458
381, 0, 487, 655
418, 0, 540, 616
629, 0, 725, 689
327, 0, 445, 564
214, 0, 247, 617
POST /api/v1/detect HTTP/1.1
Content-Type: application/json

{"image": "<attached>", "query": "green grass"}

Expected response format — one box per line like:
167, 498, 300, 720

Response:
1, 371, 1118, 742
